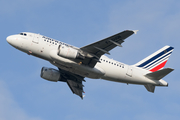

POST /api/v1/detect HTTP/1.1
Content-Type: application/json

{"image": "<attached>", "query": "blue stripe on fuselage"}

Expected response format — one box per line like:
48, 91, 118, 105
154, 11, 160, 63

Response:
137, 46, 174, 67
144, 52, 172, 69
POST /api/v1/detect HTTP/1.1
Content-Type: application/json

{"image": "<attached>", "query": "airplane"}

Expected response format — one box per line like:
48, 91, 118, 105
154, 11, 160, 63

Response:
6, 30, 174, 99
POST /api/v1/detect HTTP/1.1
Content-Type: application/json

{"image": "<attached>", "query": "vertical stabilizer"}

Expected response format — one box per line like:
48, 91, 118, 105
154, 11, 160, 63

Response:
134, 46, 174, 72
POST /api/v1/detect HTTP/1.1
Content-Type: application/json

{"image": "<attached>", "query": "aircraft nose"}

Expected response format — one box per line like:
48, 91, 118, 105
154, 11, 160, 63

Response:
6, 35, 15, 44
6, 36, 12, 43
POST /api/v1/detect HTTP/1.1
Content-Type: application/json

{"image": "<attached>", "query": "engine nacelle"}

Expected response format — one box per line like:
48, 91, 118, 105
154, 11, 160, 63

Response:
40, 67, 61, 82
57, 45, 84, 59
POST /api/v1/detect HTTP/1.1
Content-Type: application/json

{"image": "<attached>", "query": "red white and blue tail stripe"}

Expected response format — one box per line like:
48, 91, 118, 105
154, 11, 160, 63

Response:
134, 46, 174, 72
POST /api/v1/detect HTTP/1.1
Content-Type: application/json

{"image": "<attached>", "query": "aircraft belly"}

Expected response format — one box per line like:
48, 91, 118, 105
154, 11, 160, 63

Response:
98, 63, 126, 77
50, 61, 104, 79
49, 50, 105, 79
98, 63, 160, 85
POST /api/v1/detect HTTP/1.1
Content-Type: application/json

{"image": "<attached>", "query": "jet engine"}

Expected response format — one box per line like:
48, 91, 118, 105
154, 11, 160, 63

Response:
57, 45, 85, 59
40, 67, 61, 82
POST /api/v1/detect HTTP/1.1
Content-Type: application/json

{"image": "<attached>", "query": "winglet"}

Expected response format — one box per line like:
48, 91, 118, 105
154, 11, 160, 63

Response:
133, 30, 139, 34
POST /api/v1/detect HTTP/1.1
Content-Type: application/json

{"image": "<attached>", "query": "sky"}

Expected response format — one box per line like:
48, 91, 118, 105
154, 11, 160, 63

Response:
0, 0, 180, 120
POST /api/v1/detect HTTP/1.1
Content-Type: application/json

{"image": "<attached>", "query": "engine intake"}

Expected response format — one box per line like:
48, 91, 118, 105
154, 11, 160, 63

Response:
57, 45, 85, 59
40, 67, 61, 82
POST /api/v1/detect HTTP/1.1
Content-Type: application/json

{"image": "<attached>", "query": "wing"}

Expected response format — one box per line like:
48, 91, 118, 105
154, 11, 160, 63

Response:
59, 68, 85, 99
80, 30, 137, 67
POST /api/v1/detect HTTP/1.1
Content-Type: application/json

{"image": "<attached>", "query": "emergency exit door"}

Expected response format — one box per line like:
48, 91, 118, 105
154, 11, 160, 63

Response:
126, 66, 133, 77
32, 34, 39, 44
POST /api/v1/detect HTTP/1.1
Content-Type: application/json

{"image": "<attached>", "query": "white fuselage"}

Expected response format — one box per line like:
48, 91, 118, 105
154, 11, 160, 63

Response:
6, 32, 168, 86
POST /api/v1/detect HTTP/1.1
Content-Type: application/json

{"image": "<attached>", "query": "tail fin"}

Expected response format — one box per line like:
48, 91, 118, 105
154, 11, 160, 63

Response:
134, 46, 174, 72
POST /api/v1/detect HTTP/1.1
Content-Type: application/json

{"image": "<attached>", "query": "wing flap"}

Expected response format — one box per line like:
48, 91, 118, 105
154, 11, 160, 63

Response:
67, 80, 84, 99
59, 68, 85, 99
145, 68, 174, 80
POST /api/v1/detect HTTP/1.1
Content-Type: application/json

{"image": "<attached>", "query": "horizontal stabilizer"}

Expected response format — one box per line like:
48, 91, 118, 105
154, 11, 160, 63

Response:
144, 84, 155, 93
145, 68, 174, 80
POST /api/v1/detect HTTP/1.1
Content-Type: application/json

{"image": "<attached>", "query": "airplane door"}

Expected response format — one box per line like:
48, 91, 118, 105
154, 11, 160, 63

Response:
32, 34, 39, 44
126, 66, 133, 77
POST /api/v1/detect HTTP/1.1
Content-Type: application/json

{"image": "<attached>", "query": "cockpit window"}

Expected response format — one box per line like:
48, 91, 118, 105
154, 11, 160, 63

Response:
19, 33, 27, 36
